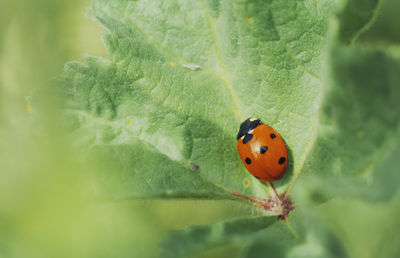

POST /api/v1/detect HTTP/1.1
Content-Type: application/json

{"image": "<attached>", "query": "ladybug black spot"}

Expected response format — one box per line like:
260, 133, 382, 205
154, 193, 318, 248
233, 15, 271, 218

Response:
260, 146, 268, 154
243, 134, 253, 144
245, 157, 252, 164
254, 176, 260, 179
278, 157, 286, 165
270, 133, 276, 139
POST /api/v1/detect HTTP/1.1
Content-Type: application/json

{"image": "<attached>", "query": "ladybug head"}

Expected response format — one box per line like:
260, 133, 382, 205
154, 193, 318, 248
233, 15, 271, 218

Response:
236, 117, 262, 140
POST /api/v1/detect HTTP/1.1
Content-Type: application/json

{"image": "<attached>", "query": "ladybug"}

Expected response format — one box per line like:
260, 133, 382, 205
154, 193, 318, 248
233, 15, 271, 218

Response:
237, 118, 288, 182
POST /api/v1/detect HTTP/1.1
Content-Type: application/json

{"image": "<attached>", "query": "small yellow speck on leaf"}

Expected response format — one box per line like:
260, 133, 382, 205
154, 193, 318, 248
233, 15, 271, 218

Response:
27, 104, 32, 111
243, 178, 251, 188
357, 131, 364, 137
168, 62, 175, 67
248, 68, 253, 74
126, 120, 131, 126
277, 78, 281, 83
247, 16, 252, 21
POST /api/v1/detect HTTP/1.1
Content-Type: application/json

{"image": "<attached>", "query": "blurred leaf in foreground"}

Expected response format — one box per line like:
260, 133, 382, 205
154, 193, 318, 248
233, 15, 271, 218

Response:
318, 191, 400, 258
0, 1, 159, 258
160, 216, 276, 258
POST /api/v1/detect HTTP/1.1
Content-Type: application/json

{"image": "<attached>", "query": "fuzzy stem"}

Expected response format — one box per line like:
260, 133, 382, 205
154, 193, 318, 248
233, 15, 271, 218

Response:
268, 182, 280, 200
285, 217, 300, 239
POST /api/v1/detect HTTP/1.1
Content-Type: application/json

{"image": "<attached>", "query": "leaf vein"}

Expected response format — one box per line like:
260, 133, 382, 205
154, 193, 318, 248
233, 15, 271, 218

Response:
200, 0, 244, 122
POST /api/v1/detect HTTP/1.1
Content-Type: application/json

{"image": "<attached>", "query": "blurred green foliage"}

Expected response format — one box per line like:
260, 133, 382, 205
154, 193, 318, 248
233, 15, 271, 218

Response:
0, 1, 195, 257
1, 0, 400, 258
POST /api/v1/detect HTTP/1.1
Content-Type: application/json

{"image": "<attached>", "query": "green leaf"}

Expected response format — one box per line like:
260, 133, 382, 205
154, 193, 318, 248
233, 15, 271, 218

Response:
295, 141, 400, 206
317, 191, 400, 258
241, 210, 347, 258
161, 207, 347, 258
57, 0, 398, 257
222, 0, 400, 256
160, 216, 277, 258
336, 0, 382, 43
359, 0, 400, 44
61, 0, 339, 199
90, 143, 233, 199
299, 22, 400, 202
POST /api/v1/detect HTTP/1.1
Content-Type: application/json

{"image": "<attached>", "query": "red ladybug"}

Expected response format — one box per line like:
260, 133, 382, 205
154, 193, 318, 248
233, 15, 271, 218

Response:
237, 118, 288, 182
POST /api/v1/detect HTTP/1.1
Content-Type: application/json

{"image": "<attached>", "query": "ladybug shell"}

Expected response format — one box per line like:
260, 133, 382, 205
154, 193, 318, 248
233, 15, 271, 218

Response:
237, 119, 288, 182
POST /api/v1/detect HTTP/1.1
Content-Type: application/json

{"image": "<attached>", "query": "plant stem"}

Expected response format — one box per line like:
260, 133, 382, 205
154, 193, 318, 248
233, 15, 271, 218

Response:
268, 182, 280, 199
